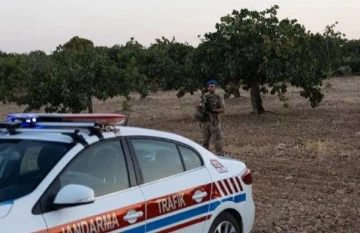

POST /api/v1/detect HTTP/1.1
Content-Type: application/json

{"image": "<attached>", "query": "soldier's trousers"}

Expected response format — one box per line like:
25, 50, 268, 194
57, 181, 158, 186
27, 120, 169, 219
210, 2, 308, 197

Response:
202, 120, 223, 154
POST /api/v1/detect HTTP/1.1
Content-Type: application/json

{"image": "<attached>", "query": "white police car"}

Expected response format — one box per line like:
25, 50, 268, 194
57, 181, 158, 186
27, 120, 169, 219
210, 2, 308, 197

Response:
0, 113, 255, 233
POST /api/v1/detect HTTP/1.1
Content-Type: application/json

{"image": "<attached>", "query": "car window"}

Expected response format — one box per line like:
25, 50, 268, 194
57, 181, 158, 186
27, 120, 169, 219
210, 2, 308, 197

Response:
0, 140, 72, 203
20, 146, 42, 174
178, 145, 203, 170
58, 140, 129, 197
130, 139, 185, 183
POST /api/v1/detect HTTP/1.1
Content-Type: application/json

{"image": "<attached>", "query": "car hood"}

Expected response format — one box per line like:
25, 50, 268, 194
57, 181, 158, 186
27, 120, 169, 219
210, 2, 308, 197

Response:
0, 200, 13, 218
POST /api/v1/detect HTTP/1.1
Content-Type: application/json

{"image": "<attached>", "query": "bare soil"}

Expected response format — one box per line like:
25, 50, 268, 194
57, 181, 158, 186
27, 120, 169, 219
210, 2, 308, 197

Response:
1, 77, 359, 232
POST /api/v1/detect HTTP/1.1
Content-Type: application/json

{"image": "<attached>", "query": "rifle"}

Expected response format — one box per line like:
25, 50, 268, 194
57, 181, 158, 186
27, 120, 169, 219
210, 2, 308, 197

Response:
194, 87, 211, 122
200, 87, 212, 111
196, 87, 214, 122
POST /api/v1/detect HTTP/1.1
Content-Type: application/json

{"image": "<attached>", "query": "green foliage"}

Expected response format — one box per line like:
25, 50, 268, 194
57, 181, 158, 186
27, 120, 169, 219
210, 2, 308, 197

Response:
146, 37, 196, 96
108, 38, 151, 98
15, 51, 52, 111
62, 36, 94, 51
341, 39, 360, 75
121, 99, 132, 111
193, 5, 333, 112
0, 52, 22, 103
15, 38, 130, 113
47, 45, 129, 113
224, 84, 240, 99
321, 22, 346, 77
0, 6, 357, 116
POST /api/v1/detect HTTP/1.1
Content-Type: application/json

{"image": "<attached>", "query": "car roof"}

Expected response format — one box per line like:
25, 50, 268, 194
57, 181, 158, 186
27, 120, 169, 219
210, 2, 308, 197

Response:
0, 113, 199, 147
0, 125, 197, 148
118, 126, 196, 145
0, 132, 76, 143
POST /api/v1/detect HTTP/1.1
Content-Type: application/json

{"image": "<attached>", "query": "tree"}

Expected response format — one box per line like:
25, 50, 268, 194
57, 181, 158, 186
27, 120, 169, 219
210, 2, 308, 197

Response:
15, 51, 52, 111
146, 37, 195, 96
16, 37, 130, 113
108, 37, 195, 98
341, 39, 360, 75
315, 22, 347, 77
49, 44, 129, 113
108, 38, 151, 98
62, 36, 94, 51
195, 6, 330, 114
0, 52, 22, 103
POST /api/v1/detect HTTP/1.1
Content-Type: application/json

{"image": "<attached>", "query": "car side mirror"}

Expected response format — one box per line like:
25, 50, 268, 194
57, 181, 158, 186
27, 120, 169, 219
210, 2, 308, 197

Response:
53, 184, 95, 208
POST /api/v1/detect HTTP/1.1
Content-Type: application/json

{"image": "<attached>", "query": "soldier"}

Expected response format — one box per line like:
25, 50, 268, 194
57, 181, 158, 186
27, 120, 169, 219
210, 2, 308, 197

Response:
198, 80, 225, 155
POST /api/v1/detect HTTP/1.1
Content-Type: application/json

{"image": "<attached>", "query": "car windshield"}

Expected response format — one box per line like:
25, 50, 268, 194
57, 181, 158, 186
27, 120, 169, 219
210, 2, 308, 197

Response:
0, 139, 73, 203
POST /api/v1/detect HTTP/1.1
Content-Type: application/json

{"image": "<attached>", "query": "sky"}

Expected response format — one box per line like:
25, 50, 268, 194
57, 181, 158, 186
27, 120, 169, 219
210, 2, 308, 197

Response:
0, 0, 359, 54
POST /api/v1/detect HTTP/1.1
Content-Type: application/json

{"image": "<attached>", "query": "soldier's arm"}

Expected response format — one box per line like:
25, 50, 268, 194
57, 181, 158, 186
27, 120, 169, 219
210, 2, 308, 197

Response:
212, 95, 225, 113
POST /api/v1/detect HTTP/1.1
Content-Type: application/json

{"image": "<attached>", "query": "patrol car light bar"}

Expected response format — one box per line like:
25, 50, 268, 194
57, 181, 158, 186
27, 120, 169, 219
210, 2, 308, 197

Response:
0, 120, 97, 136
2, 113, 127, 141
7, 113, 127, 126
11, 128, 79, 134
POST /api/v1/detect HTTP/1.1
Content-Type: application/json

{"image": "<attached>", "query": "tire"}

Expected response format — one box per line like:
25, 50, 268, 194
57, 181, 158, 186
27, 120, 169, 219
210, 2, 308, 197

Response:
209, 212, 241, 233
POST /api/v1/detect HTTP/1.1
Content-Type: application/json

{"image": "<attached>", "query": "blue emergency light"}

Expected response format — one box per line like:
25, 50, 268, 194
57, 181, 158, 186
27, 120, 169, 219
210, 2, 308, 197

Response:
7, 113, 127, 128
2, 113, 127, 139
8, 114, 38, 127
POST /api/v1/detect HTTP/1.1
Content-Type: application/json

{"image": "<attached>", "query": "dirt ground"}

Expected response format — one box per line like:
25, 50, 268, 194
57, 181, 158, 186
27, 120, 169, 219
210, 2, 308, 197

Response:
1, 77, 359, 232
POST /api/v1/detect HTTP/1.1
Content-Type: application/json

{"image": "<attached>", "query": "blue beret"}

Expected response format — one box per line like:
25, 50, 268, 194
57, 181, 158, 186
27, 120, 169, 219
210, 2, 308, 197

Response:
207, 80, 217, 86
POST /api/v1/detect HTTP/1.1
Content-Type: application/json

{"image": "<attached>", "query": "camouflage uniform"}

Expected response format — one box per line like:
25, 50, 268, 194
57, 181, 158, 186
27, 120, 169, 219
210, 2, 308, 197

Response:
201, 93, 225, 155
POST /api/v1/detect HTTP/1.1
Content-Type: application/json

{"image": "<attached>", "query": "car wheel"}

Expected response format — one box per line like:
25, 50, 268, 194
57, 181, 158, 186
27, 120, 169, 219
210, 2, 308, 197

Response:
209, 212, 241, 233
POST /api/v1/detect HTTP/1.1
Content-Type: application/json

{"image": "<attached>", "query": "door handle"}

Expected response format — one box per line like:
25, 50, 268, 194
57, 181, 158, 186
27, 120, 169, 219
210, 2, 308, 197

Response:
192, 191, 208, 202
123, 210, 143, 223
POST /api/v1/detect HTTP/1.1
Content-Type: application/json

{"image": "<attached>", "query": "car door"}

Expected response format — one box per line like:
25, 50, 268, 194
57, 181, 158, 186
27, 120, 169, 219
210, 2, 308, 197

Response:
128, 137, 213, 233
39, 139, 146, 233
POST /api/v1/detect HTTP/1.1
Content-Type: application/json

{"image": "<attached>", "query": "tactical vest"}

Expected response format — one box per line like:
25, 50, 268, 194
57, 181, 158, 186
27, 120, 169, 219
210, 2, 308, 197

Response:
205, 94, 222, 112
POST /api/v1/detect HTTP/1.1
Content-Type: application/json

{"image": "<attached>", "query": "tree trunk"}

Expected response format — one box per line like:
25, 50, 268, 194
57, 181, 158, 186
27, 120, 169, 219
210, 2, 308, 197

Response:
233, 88, 241, 98
250, 83, 264, 115
87, 95, 93, 113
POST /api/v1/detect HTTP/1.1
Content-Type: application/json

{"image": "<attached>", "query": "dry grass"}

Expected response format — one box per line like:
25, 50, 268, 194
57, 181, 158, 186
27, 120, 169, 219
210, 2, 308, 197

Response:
304, 139, 335, 157
342, 97, 357, 104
